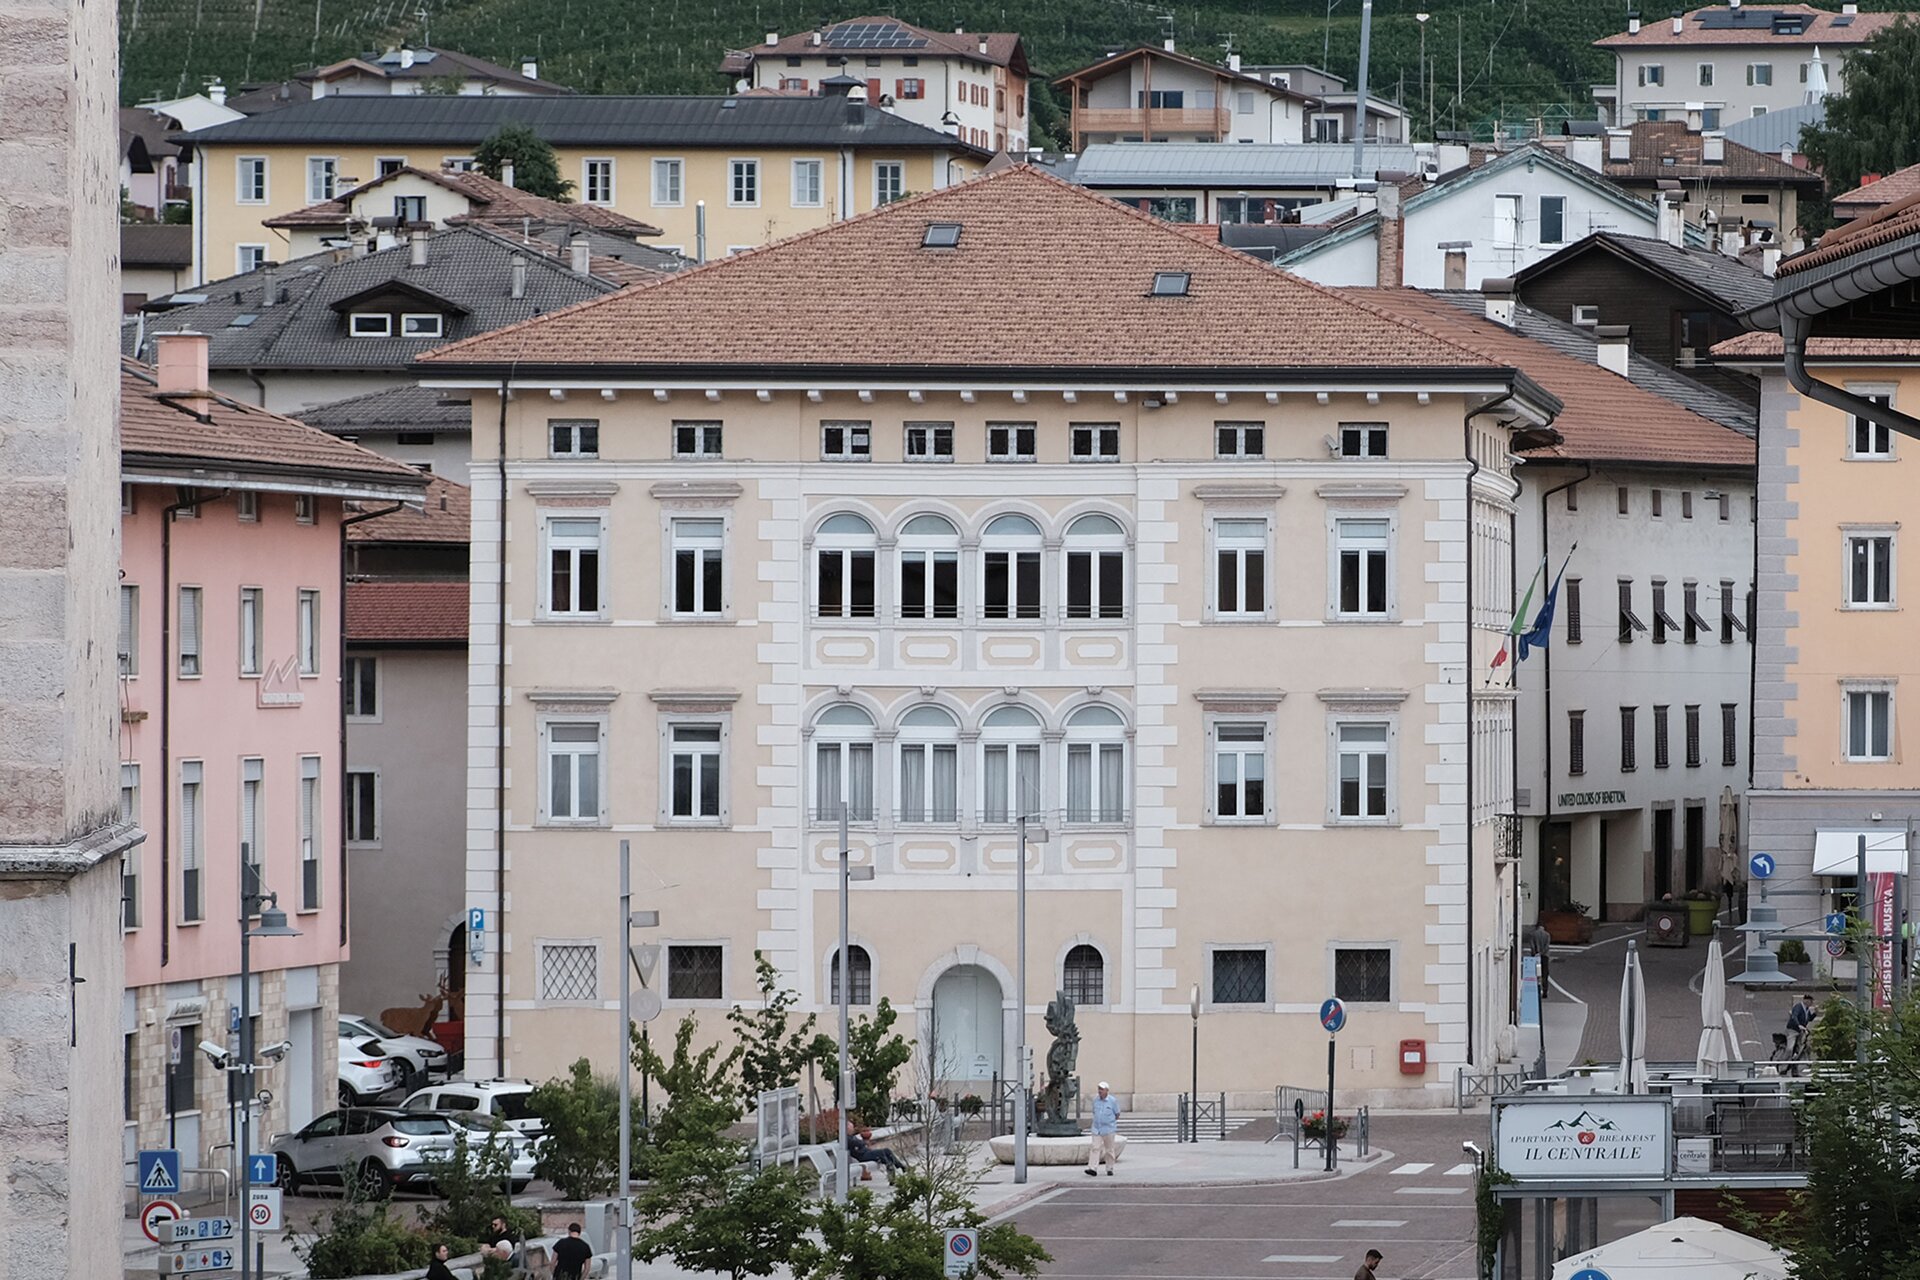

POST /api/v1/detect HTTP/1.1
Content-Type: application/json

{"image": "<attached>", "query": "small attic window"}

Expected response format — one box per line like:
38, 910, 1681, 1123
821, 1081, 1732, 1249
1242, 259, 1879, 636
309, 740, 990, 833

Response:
923, 222, 962, 247
228, 314, 257, 327
1151, 271, 1191, 297
349, 313, 393, 337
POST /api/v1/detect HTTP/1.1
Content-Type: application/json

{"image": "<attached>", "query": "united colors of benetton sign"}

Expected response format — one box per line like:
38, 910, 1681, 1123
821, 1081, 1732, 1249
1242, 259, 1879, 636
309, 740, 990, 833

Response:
1493, 1098, 1670, 1179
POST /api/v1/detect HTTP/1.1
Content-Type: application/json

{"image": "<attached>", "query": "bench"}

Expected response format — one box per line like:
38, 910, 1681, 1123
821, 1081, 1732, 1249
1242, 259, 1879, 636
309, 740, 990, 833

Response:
1719, 1105, 1798, 1165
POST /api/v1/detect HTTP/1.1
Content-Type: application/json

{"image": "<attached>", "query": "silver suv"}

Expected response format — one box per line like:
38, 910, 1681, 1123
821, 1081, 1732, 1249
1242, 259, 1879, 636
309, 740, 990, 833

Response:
270, 1108, 460, 1197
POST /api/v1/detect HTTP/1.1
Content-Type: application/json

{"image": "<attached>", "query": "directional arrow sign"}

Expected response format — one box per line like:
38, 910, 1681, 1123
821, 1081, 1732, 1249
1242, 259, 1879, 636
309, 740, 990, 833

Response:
1749, 853, 1776, 880
1826, 912, 1849, 935
166, 1218, 236, 1244
163, 1248, 234, 1275
248, 1154, 277, 1186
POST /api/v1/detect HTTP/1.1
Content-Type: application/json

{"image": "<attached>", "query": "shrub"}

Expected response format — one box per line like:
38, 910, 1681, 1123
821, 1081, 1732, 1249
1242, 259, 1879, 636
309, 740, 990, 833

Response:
728, 951, 819, 1105
1778, 939, 1811, 964
528, 1057, 646, 1199
292, 1182, 457, 1279
420, 1128, 539, 1241
810, 997, 914, 1129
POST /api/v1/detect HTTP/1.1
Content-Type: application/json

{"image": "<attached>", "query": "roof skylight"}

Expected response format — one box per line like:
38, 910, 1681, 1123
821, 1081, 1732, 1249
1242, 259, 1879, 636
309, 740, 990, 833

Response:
1151, 271, 1191, 297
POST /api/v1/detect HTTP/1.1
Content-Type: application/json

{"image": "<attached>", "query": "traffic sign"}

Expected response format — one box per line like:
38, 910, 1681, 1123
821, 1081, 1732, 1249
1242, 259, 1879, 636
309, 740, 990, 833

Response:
248, 1187, 283, 1230
1827, 938, 1848, 958
1826, 912, 1849, 935
1749, 853, 1776, 880
248, 1153, 277, 1186
140, 1199, 182, 1243
169, 1026, 183, 1067
1569, 1268, 1611, 1280
468, 906, 485, 965
163, 1247, 234, 1274
138, 1148, 182, 1195
167, 1218, 236, 1245
943, 1228, 978, 1277
632, 988, 664, 1023
1319, 997, 1347, 1034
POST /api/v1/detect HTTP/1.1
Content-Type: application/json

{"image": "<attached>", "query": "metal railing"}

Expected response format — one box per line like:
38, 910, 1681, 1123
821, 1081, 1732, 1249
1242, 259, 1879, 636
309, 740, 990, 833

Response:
1175, 1092, 1228, 1142
1456, 1064, 1530, 1112
1272, 1085, 1329, 1140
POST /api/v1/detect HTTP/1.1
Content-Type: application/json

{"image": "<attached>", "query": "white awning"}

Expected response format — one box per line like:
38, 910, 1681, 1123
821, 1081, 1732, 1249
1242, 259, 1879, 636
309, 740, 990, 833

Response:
1811, 829, 1909, 876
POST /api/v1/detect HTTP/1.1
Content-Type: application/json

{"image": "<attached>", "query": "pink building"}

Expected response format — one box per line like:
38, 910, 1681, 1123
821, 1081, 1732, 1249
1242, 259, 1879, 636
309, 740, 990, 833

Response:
118, 336, 425, 1178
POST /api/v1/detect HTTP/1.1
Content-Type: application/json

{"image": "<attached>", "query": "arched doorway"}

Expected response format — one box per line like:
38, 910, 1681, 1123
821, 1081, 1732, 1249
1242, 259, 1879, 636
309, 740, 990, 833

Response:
930, 965, 1003, 1085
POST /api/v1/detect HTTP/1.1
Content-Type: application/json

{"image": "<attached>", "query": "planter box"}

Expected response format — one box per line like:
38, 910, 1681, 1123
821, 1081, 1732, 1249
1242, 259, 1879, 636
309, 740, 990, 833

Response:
1539, 910, 1595, 945
1686, 898, 1718, 935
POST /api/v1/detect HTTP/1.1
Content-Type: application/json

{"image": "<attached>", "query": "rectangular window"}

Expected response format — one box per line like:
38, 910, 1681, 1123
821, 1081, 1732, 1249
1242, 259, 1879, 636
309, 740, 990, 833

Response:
547, 518, 602, 616
1682, 491, 1694, 520
1850, 397, 1893, 458
177, 586, 202, 676
821, 421, 871, 461
400, 313, 442, 337
1210, 949, 1266, 1004
1653, 705, 1671, 769
293, 494, 315, 525
987, 422, 1035, 462
1070, 423, 1120, 461
897, 77, 925, 99
1846, 689, 1892, 761
1539, 195, 1567, 245
729, 159, 759, 206
239, 587, 262, 675
1683, 581, 1711, 643
393, 194, 426, 223
1720, 578, 1744, 643
306, 156, 338, 203
1214, 723, 1267, 821
898, 740, 958, 823
179, 761, 203, 922
1336, 722, 1390, 820
1651, 489, 1664, 518
235, 246, 270, 278
540, 942, 599, 1002
1215, 421, 1265, 459
981, 740, 1040, 823
667, 944, 723, 1000
1847, 534, 1895, 607
904, 421, 954, 461
237, 156, 268, 203
1698, 62, 1714, 87
669, 724, 723, 821
167, 1023, 197, 1112
118, 585, 139, 676
982, 545, 1040, 621
652, 158, 684, 206
673, 421, 722, 458
1702, 107, 1722, 130
1566, 578, 1583, 644
299, 756, 321, 909
1493, 193, 1522, 245
816, 544, 876, 620
1639, 64, 1664, 87
671, 518, 725, 616
791, 158, 823, 208
548, 419, 600, 458
1568, 710, 1586, 776
346, 770, 378, 842
545, 722, 603, 822
121, 763, 140, 928
1333, 948, 1392, 1003
1620, 707, 1638, 772
240, 757, 264, 905
815, 737, 875, 822
1339, 422, 1387, 458
899, 547, 958, 620
1747, 63, 1773, 86
1618, 579, 1647, 642
344, 655, 378, 718
298, 589, 319, 675
1065, 546, 1124, 620
235, 491, 258, 522
1685, 704, 1702, 768
1065, 739, 1125, 823
1336, 519, 1390, 617
350, 312, 391, 337
1214, 519, 1267, 618
583, 158, 614, 205
1721, 703, 1738, 767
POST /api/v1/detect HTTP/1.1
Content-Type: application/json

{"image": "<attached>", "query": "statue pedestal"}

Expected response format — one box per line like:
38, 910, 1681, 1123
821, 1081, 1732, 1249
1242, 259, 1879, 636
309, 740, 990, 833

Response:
987, 1134, 1127, 1166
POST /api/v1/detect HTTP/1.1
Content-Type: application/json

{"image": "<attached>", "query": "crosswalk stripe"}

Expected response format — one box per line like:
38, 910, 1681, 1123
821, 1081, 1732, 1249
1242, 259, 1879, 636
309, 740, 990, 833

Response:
1395, 1187, 1470, 1196
1388, 1162, 1434, 1175
1262, 1257, 1342, 1264
1443, 1162, 1476, 1176
1331, 1219, 1407, 1228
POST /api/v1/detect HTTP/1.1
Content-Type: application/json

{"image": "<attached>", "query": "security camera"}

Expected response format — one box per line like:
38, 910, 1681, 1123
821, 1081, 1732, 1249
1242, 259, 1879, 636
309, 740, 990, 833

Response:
259, 1040, 294, 1064
199, 1040, 232, 1069
1324, 434, 1341, 457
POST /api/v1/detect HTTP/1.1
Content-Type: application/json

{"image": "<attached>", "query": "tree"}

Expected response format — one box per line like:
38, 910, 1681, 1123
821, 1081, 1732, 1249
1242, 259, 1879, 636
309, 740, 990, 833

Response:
527, 1057, 647, 1199
632, 1138, 815, 1280
473, 123, 573, 200
728, 951, 819, 1105
793, 1175, 1049, 1280
631, 1012, 744, 1153
1800, 18, 1920, 231
810, 996, 914, 1126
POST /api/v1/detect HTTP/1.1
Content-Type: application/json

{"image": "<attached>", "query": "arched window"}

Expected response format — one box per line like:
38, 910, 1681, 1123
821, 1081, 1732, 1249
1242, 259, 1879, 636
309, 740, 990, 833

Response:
981, 514, 1042, 621
897, 705, 959, 823
1064, 514, 1125, 620
816, 514, 876, 620
1065, 705, 1126, 824
830, 944, 872, 1005
1062, 944, 1104, 1006
898, 514, 959, 620
814, 704, 874, 821
980, 705, 1041, 824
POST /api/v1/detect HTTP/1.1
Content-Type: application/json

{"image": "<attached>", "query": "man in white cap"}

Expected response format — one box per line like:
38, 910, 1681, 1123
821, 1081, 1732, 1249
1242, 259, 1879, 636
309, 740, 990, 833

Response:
1085, 1081, 1121, 1176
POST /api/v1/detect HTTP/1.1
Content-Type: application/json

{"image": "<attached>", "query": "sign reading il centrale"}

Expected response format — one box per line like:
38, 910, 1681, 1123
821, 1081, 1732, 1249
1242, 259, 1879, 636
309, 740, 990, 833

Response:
1493, 1098, 1670, 1179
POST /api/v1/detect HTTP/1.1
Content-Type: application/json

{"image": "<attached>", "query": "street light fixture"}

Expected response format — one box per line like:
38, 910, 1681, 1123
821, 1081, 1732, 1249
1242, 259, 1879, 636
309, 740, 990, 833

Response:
617, 839, 661, 1280
1013, 815, 1049, 1184
1416, 14, 1431, 143
238, 888, 299, 1280
1189, 984, 1200, 1144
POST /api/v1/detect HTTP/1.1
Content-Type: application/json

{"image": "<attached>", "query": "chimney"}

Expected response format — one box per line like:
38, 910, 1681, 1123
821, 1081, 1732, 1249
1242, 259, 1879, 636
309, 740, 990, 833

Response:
1729, 0, 1740, 8
978, 35, 988, 55
1566, 136, 1603, 171
501, 160, 516, 188
510, 255, 528, 299
1595, 324, 1632, 377
1843, 2, 1859, 12
1861, 170, 1883, 188
1685, 102, 1703, 133
409, 222, 430, 267
207, 78, 227, 106
1607, 128, 1632, 162
399, 46, 415, 69
1482, 277, 1516, 327
310, 80, 327, 100
1672, 13, 1684, 35
1762, 246, 1781, 275
568, 233, 591, 275
848, 81, 868, 104
520, 58, 538, 80
260, 261, 277, 305
1656, 188, 1685, 247
765, 31, 778, 45
1375, 184, 1404, 287
1443, 244, 1468, 289
1228, 52, 1241, 72
1163, 37, 1176, 52
811, 30, 822, 45
153, 332, 210, 398
1702, 131, 1725, 163
1628, 11, 1641, 35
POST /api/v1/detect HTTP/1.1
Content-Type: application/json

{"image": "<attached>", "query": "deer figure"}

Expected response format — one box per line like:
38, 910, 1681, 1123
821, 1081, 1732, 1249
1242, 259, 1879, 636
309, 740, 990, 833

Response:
379, 978, 448, 1037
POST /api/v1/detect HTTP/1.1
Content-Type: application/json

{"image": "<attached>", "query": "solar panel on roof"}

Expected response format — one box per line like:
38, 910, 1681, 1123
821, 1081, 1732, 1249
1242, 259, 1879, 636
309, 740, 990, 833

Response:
1832, 14, 1854, 25
1698, 8, 1782, 28
824, 21, 928, 48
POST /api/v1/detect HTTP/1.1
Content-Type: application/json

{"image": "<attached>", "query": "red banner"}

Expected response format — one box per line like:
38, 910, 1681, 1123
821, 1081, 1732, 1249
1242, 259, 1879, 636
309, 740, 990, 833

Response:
1870, 871, 1897, 1010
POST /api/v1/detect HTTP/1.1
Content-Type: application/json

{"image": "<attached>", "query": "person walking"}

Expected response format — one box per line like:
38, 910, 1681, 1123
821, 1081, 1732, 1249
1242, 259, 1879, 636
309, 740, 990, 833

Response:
552, 1223, 593, 1280
1085, 1080, 1121, 1176
1354, 1248, 1384, 1279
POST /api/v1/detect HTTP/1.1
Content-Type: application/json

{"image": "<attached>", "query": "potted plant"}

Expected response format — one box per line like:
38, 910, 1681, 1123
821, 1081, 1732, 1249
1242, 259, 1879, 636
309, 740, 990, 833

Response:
1683, 888, 1719, 936
1301, 1110, 1349, 1142
1538, 901, 1595, 945
957, 1093, 984, 1117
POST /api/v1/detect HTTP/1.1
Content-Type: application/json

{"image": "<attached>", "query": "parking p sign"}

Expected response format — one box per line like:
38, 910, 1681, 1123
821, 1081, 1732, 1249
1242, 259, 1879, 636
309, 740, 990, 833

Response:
944, 1228, 977, 1277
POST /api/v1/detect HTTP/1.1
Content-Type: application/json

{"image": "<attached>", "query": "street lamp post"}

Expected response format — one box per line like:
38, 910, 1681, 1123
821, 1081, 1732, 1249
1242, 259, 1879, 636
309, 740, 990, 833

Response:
835, 802, 873, 1204
1416, 14, 1431, 142
1013, 815, 1049, 1183
1189, 984, 1200, 1144
238, 889, 299, 1280
616, 840, 660, 1280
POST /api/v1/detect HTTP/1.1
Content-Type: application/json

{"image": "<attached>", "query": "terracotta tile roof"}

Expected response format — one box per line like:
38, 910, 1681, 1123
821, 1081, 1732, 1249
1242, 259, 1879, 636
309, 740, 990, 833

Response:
737, 18, 1026, 71
1711, 331, 1920, 358
1600, 121, 1819, 185
418, 166, 1506, 376
346, 580, 468, 643
1595, 4, 1897, 48
120, 359, 430, 492
263, 166, 663, 237
1777, 189, 1920, 275
1831, 162, 1920, 214
1053, 44, 1315, 103
1357, 290, 1755, 466
346, 475, 471, 543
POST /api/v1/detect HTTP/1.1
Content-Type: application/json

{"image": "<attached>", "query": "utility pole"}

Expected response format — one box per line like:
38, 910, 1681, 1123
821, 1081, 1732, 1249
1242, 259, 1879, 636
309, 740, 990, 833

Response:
616, 839, 659, 1280
837, 802, 852, 1204
1014, 813, 1029, 1183
1351, 0, 1373, 177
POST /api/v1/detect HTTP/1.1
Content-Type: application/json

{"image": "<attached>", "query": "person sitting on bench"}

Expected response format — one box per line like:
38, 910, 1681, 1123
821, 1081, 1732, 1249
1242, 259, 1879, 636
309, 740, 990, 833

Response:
848, 1129, 905, 1172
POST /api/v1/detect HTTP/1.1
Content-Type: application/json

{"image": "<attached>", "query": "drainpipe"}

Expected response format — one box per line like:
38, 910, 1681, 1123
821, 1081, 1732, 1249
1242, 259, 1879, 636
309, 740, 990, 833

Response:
158, 492, 196, 966
495, 373, 512, 1078
1782, 312, 1920, 440
340, 500, 406, 952
1537, 463, 1592, 930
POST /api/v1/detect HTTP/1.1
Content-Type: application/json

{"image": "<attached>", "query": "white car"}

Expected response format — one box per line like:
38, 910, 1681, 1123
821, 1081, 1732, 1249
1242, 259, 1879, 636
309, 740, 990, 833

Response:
337, 1036, 399, 1107
338, 1014, 449, 1093
401, 1079, 544, 1138
444, 1112, 539, 1186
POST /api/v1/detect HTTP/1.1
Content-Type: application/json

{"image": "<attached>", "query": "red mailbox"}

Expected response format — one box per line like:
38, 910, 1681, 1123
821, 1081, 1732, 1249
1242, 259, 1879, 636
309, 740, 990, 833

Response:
1399, 1038, 1427, 1075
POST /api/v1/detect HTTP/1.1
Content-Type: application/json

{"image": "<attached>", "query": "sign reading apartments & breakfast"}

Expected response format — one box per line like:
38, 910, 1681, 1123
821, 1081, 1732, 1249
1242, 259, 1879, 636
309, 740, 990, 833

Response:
1493, 1098, 1670, 1179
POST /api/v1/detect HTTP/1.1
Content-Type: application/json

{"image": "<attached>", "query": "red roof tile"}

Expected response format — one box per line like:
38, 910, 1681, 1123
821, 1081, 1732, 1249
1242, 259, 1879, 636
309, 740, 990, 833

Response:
1831, 162, 1920, 210
1711, 331, 1920, 358
1778, 189, 1920, 275
346, 474, 470, 542
1600, 121, 1818, 185
741, 18, 1025, 70
346, 580, 468, 643
264, 166, 662, 237
1595, 4, 1897, 48
418, 166, 1504, 375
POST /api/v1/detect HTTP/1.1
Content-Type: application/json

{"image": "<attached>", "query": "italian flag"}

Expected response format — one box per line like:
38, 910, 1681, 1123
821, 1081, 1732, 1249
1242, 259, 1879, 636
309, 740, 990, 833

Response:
1491, 557, 1547, 672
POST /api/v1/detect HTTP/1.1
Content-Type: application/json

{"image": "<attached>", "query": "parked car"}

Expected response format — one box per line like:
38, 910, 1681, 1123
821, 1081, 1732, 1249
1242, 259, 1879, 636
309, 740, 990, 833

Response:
337, 1013, 449, 1092
337, 1036, 398, 1107
400, 1078, 544, 1137
271, 1108, 458, 1197
443, 1111, 538, 1186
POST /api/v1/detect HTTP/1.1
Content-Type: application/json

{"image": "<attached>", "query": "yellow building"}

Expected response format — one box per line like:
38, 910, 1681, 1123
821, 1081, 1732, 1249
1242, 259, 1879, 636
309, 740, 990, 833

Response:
180, 93, 985, 283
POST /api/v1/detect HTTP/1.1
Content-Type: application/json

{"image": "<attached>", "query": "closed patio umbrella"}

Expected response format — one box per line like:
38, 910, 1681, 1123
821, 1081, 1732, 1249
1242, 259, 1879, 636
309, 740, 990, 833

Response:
1619, 940, 1648, 1092
1551, 1216, 1790, 1280
1697, 937, 1733, 1072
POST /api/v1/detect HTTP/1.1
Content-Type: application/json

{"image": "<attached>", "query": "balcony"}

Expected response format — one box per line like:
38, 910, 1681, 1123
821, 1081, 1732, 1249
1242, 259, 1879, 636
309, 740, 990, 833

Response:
1075, 106, 1229, 139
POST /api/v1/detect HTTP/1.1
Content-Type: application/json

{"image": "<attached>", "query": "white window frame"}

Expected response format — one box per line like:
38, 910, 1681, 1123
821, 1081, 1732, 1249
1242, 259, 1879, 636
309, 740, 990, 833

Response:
652, 157, 685, 207
1063, 513, 1126, 622
1639, 63, 1664, 87
1539, 194, 1568, 246
980, 513, 1043, 622
661, 717, 729, 826
1339, 422, 1388, 458
294, 495, 315, 524
811, 705, 877, 824
814, 513, 877, 620
820, 421, 871, 461
987, 422, 1036, 462
728, 158, 760, 208
443, 155, 478, 172
896, 513, 960, 621
1845, 386, 1896, 460
118, 584, 139, 677
178, 760, 204, 923
1210, 515, 1270, 622
346, 769, 380, 845
350, 313, 392, 337
663, 940, 729, 1005
582, 157, 615, 206
177, 585, 202, 677
1214, 421, 1265, 459
1698, 62, 1714, 87
238, 586, 263, 676
1063, 705, 1127, 826
237, 245, 268, 275
239, 757, 265, 903
1204, 943, 1271, 1008
1328, 941, 1397, 1006
1329, 717, 1396, 825
297, 588, 319, 675
1209, 718, 1272, 824
1493, 193, 1522, 246
544, 515, 606, 619
979, 705, 1043, 825
873, 160, 905, 206
541, 717, 609, 826
1843, 526, 1898, 610
376, 156, 407, 177
121, 762, 141, 929
1843, 682, 1895, 763
536, 939, 603, 1005
1746, 63, 1772, 87
299, 755, 322, 910
904, 421, 954, 462
306, 155, 339, 204
673, 420, 722, 458
668, 516, 726, 617
1331, 514, 1394, 620
345, 654, 378, 720
791, 158, 825, 208
828, 944, 874, 1006
1069, 422, 1120, 462
896, 705, 960, 825
236, 156, 269, 204
549, 418, 600, 458
400, 313, 443, 338
235, 491, 258, 522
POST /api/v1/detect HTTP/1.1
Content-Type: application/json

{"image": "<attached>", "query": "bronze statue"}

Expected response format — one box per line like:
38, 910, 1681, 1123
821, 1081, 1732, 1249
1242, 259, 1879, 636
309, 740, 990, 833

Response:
1036, 989, 1082, 1137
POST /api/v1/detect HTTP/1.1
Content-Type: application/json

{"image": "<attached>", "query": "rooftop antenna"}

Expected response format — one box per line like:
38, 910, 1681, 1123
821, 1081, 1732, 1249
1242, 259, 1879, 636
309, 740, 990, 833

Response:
416, 6, 429, 45
1157, 11, 1176, 48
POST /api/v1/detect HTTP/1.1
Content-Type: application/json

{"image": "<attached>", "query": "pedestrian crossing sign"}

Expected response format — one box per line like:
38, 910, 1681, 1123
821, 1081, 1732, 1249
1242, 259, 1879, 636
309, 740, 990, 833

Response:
138, 1149, 182, 1195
